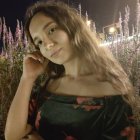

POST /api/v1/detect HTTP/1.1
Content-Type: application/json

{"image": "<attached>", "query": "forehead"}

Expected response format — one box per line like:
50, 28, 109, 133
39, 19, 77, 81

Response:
29, 12, 55, 34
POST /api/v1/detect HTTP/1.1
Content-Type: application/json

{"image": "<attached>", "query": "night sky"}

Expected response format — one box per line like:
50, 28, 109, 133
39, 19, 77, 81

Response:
0, 0, 137, 32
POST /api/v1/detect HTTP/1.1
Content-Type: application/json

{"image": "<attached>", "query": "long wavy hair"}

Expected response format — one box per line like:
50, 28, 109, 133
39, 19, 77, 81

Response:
24, 1, 140, 126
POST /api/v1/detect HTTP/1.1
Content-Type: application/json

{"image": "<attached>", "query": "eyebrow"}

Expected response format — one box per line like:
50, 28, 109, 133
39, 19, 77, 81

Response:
33, 21, 55, 43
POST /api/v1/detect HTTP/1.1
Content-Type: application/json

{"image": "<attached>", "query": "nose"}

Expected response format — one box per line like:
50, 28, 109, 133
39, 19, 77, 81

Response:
43, 36, 54, 50
46, 43, 54, 50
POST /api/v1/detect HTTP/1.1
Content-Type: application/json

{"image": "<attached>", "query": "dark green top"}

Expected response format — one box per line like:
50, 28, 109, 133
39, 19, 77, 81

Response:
28, 81, 136, 140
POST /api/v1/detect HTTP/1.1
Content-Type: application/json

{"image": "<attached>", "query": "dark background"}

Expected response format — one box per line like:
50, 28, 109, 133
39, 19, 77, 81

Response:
0, 0, 137, 32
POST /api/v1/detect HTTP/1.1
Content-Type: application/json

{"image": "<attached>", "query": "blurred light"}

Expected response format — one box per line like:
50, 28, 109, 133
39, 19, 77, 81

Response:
86, 20, 91, 26
99, 34, 139, 47
109, 27, 116, 34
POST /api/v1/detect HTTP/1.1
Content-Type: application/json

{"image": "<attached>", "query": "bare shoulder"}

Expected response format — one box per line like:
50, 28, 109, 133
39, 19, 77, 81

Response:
45, 76, 121, 97
46, 77, 61, 92
98, 81, 121, 96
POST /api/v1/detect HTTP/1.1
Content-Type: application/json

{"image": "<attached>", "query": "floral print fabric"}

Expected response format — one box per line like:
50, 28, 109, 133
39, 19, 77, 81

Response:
28, 87, 136, 140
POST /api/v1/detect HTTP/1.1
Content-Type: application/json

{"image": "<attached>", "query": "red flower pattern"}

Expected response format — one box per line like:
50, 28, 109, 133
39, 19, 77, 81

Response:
120, 126, 135, 140
76, 97, 93, 104
35, 111, 41, 129
75, 97, 103, 111
29, 99, 37, 116
128, 115, 135, 120
64, 136, 77, 140
82, 105, 102, 111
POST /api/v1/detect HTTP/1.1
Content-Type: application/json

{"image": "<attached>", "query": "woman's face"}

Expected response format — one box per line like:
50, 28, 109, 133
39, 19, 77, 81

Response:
29, 12, 76, 65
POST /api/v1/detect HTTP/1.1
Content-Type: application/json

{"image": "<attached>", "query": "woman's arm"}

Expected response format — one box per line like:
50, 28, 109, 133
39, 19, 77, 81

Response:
5, 77, 35, 140
5, 52, 48, 140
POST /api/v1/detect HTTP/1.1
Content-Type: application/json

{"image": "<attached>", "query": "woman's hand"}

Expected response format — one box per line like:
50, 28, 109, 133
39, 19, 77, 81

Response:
21, 131, 44, 140
22, 51, 48, 81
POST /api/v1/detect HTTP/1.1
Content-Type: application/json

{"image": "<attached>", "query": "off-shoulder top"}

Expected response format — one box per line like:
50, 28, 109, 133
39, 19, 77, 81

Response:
28, 79, 137, 140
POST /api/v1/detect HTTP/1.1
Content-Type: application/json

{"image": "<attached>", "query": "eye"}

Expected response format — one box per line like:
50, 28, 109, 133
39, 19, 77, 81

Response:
48, 26, 57, 35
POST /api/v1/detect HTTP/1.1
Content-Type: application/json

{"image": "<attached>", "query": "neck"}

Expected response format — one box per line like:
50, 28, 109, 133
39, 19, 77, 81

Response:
63, 57, 93, 78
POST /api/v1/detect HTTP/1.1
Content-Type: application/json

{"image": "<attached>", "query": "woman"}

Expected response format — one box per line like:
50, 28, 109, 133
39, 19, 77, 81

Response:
5, 1, 139, 140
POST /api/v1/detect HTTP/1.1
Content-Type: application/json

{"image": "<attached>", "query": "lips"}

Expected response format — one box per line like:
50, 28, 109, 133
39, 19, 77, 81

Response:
50, 48, 62, 57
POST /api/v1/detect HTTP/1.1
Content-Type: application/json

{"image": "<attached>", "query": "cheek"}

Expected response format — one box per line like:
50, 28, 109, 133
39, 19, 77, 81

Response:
40, 48, 49, 59
54, 31, 70, 44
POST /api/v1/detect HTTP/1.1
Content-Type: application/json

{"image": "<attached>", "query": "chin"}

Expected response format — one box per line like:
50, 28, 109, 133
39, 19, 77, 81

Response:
51, 55, 72, 65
